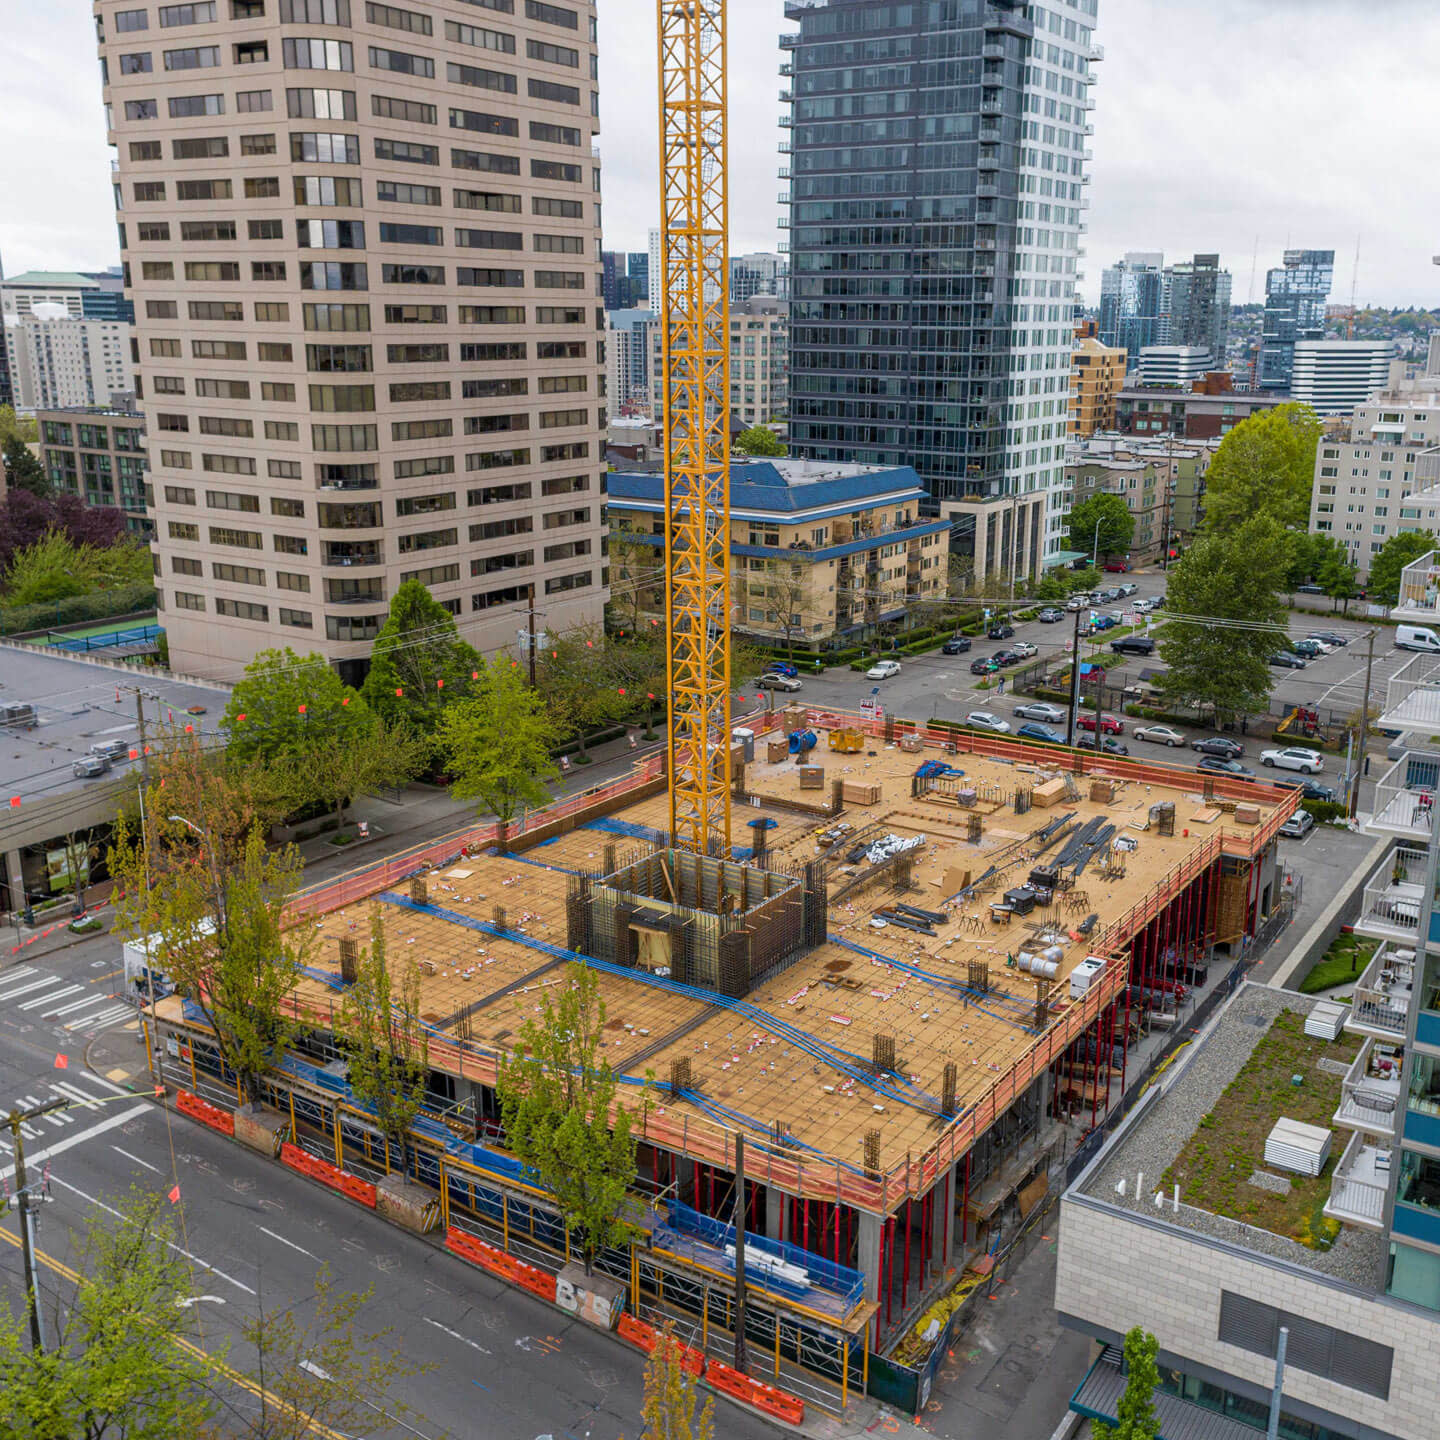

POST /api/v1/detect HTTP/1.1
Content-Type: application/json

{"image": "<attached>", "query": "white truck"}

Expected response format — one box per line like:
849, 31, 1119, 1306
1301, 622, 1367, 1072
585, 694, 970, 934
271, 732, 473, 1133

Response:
121, 917, 216, 1002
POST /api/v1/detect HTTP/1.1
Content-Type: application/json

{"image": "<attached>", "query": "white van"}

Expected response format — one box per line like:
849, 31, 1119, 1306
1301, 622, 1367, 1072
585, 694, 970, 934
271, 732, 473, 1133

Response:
1396, 625, 1440, 653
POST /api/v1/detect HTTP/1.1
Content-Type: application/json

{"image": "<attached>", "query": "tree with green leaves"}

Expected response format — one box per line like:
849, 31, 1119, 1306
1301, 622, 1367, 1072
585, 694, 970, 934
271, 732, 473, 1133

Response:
110, 818, 308, 1105
307, 717, 426, 839
1158, 514, 1289, 727
1302, 533, 1362, 613
1066, 493, 1135, 565
1066, 565, 1103, 595
631, 1324, 715, 1440
1032, 573, 1070, 604
223, 648, 364, 765
538, 624, 631, 760
360, 580, 482, 740
0, 404, 39, 447
733, 425, 786, 457
2, 530, 151, 604
1092, 1326, 1161, 1440
0, 1187, 214, 1440
1, 434, 48, 498
338, 909, 430, 1179
1367, 529, 1437, 608
440, 652, 562, 832
497, 961, 640, 1275
1200, 402, 1323, 535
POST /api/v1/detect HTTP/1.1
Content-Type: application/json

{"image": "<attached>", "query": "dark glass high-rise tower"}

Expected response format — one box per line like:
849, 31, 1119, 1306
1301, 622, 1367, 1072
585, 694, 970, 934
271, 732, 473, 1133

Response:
782, 0, 1099, 580
1257, 248, 1334, 390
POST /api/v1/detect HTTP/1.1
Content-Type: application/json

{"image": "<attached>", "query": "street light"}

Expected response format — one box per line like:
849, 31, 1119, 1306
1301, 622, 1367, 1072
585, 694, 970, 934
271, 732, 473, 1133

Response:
1091, 519, 1104, 569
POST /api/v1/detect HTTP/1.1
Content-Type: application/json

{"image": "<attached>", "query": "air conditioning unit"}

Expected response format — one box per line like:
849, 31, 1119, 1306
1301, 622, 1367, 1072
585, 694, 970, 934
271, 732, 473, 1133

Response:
1069, 955, 1107, 1000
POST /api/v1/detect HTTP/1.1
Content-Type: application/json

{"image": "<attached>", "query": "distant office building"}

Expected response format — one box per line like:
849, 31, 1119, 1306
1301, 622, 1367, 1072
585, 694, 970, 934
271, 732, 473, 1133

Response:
650, 297, 787, 429
1165, 253, 1231, 363
1136, 346, 1213, 389
80, 269, 135, 325
3, 309, 133, 413
730, 252, 788, 303
1290, 341, 1400, 417
1116, 376, 1285, 440
1069, 333, 1126, 438
648, 228, 663, 313
606, 308, 657, 415
37, 405, 150, 535
601, 252, 625, 311
1, 270, 103, 319
1098, 252, 1165, 358
626, 251, 649, 306
1257, 249, 1334, 390
784, 0, 1101, 584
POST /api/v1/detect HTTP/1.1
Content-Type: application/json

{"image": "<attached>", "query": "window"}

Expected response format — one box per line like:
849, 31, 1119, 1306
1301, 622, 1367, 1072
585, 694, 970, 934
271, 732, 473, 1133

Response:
130, 140, 163, 160
532, 196, 582, 218
393, 418, 453, 440
459, 304, 524, 324
538, 374, 585, 393
464, 413, 527, 435
262, 382, 296, 402
371, 93, 435, 123
192, 339, 248, 359
309, 383, 376, 411
394, 456, 455, 479
461, 341, 526, 361
248, 218, 284, 239
326, 614, 381, 641
172, 555, 203, 574
546, 570, 590, 595
199, 416, 254, 437
448, 62, 516, 92
279, 608, 314, 628
165, 485, 198, 504
463, 377, 527, 397
280, 0, 349, 19
184, 260, 241, 280
367, 1, 430, 32
236, 88, 273, 111
447, 20, 514, 52
161, 449, 193, 469
189, 302, 244, 321
534, 270, 584, 289
120, 52, 154, 73
535, 305, 583, 324
168, 93, 225, 116
451, 147, 520, 174
169, 521, 201, 540
455, 191, 521, 216
157, 413, 190, 432
258, 341, 294, 361
213, 562, 266, 584
133, 181, 167, 201
284, 37, 353, 70
159, 3, 217, 25
373, 137, 438, 164
377, 181, 441, 205
389, 381, 450, 402
307, 342, 372, 371
163, 44, 220, 68
291, 132, 359, 163
195, 378, 251, 398
304, 302, 371, 331
295, 175, 363, 205
387, 342, 449, 363
542, 473, 587, 496
297, 218, 366, 248
384, 302, 448, 323
458, 267, 522, 287
450, 108, 518, 137
312, 423, 378, 450
383, 263, 445, 285
467, 452, 530, 474
176, 177, 232, 199
527, 38, 577, 66
540, 407, 586, 429
234, 38, 268, 62
400, 563, 460, 586
369, 46, 433, 76
287, 87, 356, 120
274, 534, 309, 553
141, 260, 176, 280
395, 492, 457, 517
527, 79, 578, 105
125, 99, 161, 121
525, 0, 576, 26
180, 219, 235, 240
215, 599, 269, 621
540, 440, 587, 461
208, 489, 260, 511
379, 221, 442, 245
531, 158, 580, 182
174, 592, 206, 611
203, 454, 258, 475
255, 302, 290, 321
270, 466, 304, 486
116, 10, 150, 31
396, 528, 457, 553
150, 337, 182, 356
533, 232, 582, 253
301, 260, 369, 290
209, 525, 263, 549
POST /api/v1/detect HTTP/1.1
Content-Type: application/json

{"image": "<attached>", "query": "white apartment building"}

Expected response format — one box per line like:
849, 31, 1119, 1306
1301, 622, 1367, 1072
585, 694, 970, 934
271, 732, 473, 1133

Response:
0, 271, 104, 319
1309, 385, 1440, 578
1136, 344, 1212, 388
604, 307, 654, 415
1291, 340, 1401, 418
2, 309, 134, 413
96, 0, 607, 683
649, 297, 788, 430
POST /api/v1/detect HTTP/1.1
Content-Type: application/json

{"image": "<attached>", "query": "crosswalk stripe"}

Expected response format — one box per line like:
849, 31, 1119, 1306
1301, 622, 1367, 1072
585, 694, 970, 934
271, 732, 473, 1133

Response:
0, 966, 36, 987
65, 1005, 134, 1032
48, 994, 117, 1019
51, 1081, 104, 1111
0, 975, 65, 1004
21, 984, 82, 1011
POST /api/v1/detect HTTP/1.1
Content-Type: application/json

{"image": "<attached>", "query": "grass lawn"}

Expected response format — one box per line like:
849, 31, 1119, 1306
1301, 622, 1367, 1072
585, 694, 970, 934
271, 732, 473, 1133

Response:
1300, 930, 1377, 995
1161, 1010, 1361, 1249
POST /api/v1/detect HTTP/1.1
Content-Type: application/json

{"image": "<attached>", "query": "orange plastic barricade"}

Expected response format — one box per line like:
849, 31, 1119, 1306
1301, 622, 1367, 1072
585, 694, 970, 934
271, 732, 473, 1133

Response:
704, 1359, 804, 1424
338, 1172, 378, 1208
704, 1358, 755, 1404
617, 1313, 658, 1353
176, 1089, 235, 1137
279, 1142, 377, 1207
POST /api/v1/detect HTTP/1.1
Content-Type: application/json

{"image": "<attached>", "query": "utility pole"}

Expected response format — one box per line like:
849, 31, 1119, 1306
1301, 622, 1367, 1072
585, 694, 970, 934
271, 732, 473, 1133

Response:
1066, 605, 1084, 748
1351, 629, 1376, 818
732, 1131, 747, 1373
1266, 1325, 1289, 1440
134, 687, 150, 780
6, 1096, 70, 1351
527, 586, 538, 689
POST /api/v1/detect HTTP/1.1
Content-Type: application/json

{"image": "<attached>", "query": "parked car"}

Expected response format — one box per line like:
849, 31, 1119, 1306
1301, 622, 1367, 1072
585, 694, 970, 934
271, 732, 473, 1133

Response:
965, 711, 1010, 733
1011, 640, 1038, 659
867, 660, 901, 680
1111, 635, 1155, 657
768, 661, 799, 678
1077, 712, 1124, 735
1117, 582, 1138, 598
1290, 639, 1328, 659
1261, 746, 1325, 775
1279, 809, 1316, 839
1135, 724, 1186, 747
1133, 596, 1160, 613
757, 672, 803, 692
1090, 614, 1119, 631
72, 755, 110, 779
1065, 595, 1089, 611
1294, 583, 1326, 595
1014, 701, 1066, 723
1078, 733, 1130, 755
1016, 722, 1062, 743
1307, 630, 1350, 648
941, 635, 972, 655
986, 622, 1015, 640
1037, 607, 1065, 623
992, 649, 1021, 666
1095, 587, 1121, 603
1274, 778, 1336, 802
1196, 756, 1254, 777
90, 738, 132, 762
970, 656, 999, 676
1269, 652, 1307, 670
1192, 736, 1244, 759
1103, 561, 1130, 573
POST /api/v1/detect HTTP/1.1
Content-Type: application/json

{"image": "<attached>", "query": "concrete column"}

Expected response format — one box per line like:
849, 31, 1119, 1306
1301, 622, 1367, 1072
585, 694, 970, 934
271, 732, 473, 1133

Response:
764, 1186, 783, 1242
676, 1156, 696, 1203
4, 849, 23, 915
857, 1211, 882, 1304
930, 1167, 953, 1272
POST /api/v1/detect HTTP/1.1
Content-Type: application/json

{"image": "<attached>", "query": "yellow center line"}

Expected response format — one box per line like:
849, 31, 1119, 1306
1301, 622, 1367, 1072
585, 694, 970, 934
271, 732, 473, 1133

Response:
0, 1225, 347, 1440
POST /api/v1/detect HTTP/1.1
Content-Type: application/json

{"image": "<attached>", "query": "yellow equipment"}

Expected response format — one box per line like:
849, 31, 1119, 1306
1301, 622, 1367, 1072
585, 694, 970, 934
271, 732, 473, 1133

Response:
829, 729, 865, 754
657, 0, 731, 856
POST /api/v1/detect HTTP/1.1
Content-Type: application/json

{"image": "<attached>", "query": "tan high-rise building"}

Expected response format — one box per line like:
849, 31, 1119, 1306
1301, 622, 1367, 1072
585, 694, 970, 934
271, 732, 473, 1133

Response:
1068, 332, 1126, 440
96, 0, 606, 682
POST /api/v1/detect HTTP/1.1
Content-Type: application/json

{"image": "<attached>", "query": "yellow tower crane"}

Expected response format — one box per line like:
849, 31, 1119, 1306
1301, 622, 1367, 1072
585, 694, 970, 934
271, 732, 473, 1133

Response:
657, 0, 732, 857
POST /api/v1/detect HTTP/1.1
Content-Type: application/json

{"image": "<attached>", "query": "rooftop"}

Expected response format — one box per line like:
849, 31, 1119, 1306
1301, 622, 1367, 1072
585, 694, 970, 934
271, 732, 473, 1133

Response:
609, 459, 925, 517
1, 271, 101, 289
279, 719, 1292, 1212
1076, 983, 1384, 1286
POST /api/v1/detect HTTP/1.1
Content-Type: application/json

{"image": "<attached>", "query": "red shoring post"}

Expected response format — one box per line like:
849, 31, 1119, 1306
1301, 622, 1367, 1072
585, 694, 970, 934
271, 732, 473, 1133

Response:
882, 1215, 893, 1327
900, 1200, 911, 1311
961, 1153, 971, 1245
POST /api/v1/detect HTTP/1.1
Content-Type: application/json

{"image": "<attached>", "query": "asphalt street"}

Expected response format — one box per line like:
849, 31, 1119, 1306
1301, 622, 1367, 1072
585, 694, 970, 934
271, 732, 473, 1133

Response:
0, 932, 778, 1440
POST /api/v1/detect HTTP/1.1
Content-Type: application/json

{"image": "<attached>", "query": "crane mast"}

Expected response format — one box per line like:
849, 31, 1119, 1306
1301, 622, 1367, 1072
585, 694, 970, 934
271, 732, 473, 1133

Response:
657, 0, 732, 856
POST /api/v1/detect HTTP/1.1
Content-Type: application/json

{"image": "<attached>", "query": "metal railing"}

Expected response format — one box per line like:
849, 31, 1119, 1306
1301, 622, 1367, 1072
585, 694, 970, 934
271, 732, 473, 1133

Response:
1334, 1038, 1401, 1137
1355, 845, 1426, 941
1380, 652, 1440, 731
1368, 753, 1438, 837
1325, 1129, 1388, 1227
1349, 943, 1414, 1039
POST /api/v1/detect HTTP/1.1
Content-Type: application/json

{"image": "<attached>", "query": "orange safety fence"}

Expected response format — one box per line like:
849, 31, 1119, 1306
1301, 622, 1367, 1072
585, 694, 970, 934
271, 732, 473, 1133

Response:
616, 1314, 706, 1375
705, 1357, 806, 1426
443, 1226, 557, 1303
279, 1141, 378, 1209
176, 1089, 234, 1137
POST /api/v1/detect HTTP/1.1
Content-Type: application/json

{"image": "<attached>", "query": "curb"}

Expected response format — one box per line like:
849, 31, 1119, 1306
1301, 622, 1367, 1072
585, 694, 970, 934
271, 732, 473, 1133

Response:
1267, 832, 1390, 992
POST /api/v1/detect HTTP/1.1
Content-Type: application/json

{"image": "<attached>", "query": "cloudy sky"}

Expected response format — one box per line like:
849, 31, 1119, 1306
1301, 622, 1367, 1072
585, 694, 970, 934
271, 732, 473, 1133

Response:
6, 0, 1437, 307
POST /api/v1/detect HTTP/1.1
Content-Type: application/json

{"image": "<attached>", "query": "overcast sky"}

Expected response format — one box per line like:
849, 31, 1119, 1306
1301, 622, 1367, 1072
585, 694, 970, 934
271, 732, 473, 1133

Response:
6, 0, 1437, 307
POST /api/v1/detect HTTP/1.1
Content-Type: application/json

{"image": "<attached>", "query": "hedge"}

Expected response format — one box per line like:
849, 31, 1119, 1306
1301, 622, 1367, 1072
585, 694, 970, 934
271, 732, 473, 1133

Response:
1, 583, 158, 637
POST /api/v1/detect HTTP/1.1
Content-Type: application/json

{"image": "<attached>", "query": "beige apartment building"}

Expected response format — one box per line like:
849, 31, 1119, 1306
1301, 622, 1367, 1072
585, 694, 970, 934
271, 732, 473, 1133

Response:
649, 296, 788, 429
96, 0, 607, 682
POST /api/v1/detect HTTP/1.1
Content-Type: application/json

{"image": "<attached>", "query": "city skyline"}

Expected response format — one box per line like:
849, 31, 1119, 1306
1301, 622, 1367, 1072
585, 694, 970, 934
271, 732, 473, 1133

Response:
7, 0, 1440, 307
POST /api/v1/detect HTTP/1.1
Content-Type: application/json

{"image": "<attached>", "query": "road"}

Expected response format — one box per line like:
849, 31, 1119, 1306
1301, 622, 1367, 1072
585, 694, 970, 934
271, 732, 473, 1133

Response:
0, 933, 777, 1440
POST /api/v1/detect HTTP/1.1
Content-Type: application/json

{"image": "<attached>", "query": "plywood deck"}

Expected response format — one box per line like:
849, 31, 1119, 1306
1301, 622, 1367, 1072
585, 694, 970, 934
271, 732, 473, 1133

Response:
289, 731, 1285, 1180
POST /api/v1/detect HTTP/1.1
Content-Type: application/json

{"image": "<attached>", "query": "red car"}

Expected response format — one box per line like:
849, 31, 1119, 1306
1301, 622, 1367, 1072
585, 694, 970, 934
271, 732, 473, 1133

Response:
1103, 560, 1130, 573
1076, 712, 1125, 735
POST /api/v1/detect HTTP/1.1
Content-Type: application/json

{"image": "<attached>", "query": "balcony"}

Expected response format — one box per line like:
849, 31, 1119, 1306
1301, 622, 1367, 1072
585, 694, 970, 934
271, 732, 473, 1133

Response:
1333, 1037, 1402, 1139
1368, 752, 1440, 838
1353, 844, 1428, 943
983, 7, 1033, 39
1380, 652, 1440, 734
976, 181, 998, 199
977, 150, 1000, 170
778, 32, 798, 48
778, 89, 792, 102
1088, 43, 1105, 60
322, 543, 383, 567
1323, 1130, 1389, 1232
979, 97, 1004, 115
1348, 942, 1415, 1042
982, 42, 1006, 60
778, 60, 792, 75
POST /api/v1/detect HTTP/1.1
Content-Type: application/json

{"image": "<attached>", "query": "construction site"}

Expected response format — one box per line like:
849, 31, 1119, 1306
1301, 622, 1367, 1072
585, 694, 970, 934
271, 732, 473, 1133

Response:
149, 716, 1297, 1411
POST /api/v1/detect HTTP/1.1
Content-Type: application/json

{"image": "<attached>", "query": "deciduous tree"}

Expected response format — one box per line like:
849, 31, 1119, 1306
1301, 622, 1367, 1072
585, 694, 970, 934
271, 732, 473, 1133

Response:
733, 425, 785, 457
497, 961, 640, 1274
1092, 1326, 1161, 1440
631, 1324, 715, 1440
1200, 402, 1323, 535
1, 434, 47, 498
1065, 493, 1135, 564
1366, 528, 1437, 608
